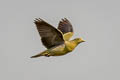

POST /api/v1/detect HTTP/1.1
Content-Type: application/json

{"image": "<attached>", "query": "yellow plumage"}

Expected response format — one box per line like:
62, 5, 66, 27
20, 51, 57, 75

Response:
63, 32, 73, 41
31, 18, 85, 58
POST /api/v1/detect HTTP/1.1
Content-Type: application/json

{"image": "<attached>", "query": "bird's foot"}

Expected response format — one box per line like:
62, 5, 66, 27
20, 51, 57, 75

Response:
44, 54, 50, 57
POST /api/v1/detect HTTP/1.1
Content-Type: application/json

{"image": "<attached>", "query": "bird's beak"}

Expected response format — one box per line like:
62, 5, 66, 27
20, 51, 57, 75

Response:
82, 39, 85, 42
80, 38, 85, 42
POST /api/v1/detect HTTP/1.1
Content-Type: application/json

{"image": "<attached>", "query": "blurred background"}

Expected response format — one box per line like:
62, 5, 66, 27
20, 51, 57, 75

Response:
0, 0, 120, 80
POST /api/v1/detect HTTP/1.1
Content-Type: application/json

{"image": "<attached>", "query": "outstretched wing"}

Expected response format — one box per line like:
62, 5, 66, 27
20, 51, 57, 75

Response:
34, 18, 64, 49
58, 18, 73, 34
58, 18, 74, 41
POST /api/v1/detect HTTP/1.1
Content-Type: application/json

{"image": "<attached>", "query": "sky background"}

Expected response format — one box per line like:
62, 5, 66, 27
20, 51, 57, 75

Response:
0, 0, 120, 80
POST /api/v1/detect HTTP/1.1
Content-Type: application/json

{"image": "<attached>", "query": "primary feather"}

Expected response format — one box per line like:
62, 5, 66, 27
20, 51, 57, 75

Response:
58, 18, 73, 41
34, 18, 64, 49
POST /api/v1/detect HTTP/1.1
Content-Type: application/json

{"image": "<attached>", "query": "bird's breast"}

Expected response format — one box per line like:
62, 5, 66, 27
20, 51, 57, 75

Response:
65, 41, 77, 52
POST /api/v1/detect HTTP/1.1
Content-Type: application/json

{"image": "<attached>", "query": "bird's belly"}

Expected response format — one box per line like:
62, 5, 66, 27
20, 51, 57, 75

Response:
49, 44, 68, 56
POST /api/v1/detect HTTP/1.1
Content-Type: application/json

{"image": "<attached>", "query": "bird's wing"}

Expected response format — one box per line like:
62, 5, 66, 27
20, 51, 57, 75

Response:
63, 32, 73, 41
34, 18, 64, 49
58, 18, 73, 41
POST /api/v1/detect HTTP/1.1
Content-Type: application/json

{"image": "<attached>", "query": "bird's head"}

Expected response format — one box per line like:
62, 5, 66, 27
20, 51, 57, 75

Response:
74, 38, 85, 44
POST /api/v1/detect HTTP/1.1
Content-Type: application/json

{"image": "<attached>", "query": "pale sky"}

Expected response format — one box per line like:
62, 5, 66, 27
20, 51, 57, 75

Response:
0, 0, 120, 80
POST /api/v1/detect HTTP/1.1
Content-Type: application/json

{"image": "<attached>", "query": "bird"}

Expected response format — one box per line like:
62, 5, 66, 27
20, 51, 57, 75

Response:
31, 18, 85, 58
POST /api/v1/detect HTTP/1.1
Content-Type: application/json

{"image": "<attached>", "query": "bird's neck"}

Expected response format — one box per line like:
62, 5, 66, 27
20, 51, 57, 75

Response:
65, 40, 78, 52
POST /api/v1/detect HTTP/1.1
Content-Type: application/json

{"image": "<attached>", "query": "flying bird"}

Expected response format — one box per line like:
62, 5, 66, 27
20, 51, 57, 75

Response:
31, 18, 85, 58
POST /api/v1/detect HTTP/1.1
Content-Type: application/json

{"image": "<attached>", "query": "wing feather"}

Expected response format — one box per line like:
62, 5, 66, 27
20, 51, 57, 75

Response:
34, 18, 64, 49
58, 18, 73, 34
58, 18, 74, 41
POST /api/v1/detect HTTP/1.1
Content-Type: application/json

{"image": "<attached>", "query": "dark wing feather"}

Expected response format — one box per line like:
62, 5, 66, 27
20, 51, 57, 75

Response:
58, 18, 73, 34
34, 18, 64, 49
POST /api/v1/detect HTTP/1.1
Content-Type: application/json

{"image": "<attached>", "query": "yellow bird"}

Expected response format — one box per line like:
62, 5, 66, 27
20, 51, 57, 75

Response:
31, 18, 85, 58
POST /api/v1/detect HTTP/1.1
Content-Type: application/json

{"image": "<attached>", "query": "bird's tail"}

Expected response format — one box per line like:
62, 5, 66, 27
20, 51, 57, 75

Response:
31, 50, 48, 58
